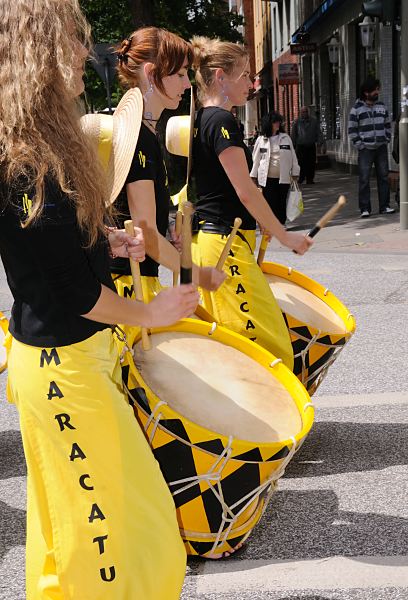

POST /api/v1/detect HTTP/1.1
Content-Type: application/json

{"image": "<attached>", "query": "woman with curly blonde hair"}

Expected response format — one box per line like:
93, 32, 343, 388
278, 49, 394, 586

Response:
0, 1, 197, 597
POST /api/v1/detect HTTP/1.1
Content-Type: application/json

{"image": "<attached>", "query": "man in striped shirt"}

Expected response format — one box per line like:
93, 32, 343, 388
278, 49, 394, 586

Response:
348, 76, 394, 218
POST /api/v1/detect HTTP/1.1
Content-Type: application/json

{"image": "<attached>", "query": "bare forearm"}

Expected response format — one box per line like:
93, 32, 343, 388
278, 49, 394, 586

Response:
144, 228, 180, 272
82, 284, 149, 327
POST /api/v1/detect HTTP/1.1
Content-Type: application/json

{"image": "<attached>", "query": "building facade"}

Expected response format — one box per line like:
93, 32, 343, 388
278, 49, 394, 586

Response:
294, 0, 401, 169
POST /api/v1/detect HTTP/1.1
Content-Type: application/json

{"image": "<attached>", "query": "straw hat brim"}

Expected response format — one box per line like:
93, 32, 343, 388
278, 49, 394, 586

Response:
165, 90, 195, 182
80, 87, 143, 204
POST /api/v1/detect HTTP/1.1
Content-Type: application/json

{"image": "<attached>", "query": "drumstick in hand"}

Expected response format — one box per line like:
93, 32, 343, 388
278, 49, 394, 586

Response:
180, 201, 194, 284
172, 209, 183, 286
257, 234, 269, 266
292, 195, 347, 254
307, 195, 347, 238
124, 220, 151, 351
216, 217, 242, 271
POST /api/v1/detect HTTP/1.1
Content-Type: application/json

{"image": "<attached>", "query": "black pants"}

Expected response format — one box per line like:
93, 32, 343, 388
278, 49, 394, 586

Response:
296, 144, 316, 183
262, 178, 290, 225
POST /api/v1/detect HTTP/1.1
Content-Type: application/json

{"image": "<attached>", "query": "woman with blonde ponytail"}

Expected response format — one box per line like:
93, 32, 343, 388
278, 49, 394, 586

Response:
111, 27, 224, 312
0, 2, 198, 597
191, 36, 313, 369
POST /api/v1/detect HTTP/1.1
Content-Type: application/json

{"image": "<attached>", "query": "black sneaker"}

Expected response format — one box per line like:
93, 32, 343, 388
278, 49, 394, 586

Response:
380, 207, 395, 214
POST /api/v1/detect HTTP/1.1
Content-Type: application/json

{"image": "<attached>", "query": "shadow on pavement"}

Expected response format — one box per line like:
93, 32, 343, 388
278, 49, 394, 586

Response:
0, 430, 26, 479
188, 488, 408, 570
286, 422, 408, 478
0, 500, 26, 561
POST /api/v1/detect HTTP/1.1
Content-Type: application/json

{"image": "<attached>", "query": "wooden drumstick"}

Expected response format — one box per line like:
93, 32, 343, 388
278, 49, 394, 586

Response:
172, 209, 183, 286
307, 195, 347, 238
216, 217, 242, 271
124, 220, 151, 351
180, 201, 194, 284
257, 234, 269, 266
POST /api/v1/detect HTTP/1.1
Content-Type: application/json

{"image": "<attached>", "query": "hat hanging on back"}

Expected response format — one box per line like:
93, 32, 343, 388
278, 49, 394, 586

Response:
80, 87, 143, 204
165, 89, 195, 206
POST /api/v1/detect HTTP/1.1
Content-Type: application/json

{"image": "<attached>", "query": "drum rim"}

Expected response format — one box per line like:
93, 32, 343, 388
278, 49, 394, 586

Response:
124, 318, 314, 458
0, 312, 9, 373
261, 261, 356, 336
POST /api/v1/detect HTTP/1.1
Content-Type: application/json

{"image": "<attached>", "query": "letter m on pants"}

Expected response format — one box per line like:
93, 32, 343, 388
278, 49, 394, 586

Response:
40, 348, 61, 368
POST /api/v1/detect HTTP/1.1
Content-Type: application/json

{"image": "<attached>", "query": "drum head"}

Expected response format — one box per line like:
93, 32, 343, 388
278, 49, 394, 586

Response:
134, 332, 302, 443
265, 274, 347, 334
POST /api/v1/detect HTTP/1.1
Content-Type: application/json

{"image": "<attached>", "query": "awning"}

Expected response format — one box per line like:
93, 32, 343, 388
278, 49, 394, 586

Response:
291, 0, 350, 42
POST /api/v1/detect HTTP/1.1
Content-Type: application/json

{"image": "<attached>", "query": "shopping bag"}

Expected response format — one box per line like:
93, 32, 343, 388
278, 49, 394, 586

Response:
286, 179, 304, 222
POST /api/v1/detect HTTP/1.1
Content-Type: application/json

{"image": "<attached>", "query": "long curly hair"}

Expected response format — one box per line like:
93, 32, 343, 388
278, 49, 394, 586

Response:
0, 0, 109, 245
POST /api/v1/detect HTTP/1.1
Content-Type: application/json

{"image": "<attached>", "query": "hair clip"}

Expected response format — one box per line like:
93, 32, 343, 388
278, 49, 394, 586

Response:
118, 53, 128, 64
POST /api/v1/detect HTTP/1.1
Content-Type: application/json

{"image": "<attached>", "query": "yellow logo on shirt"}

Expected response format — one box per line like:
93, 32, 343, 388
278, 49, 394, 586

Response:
193, 128, 198, 138
22, 193, 32, 216
163, 160, 169, 187
138, 151, 146, 168
221, 127, 230, 139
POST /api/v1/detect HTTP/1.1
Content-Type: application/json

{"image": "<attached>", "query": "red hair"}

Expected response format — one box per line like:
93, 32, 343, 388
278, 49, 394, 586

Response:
117, 27, 192, 95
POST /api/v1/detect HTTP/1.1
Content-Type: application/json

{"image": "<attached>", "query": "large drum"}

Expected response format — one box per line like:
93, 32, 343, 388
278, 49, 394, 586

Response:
0, 312, 9, 373
119, 319, 314, 557
261, 262, 356, 395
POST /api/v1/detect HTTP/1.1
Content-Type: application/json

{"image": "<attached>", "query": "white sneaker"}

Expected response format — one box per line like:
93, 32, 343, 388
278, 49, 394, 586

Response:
380, 207, 395, 214
360, 211, 370, 218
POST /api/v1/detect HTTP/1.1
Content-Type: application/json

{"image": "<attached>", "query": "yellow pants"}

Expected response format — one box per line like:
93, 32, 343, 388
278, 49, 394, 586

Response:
191, 229, 294, 370
6, 329, 186, 599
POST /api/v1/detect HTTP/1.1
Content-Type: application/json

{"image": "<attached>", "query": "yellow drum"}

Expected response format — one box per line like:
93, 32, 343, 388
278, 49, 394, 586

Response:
0, 312, 9, 373
119, 319, 314, 557
261, 262, 356, 395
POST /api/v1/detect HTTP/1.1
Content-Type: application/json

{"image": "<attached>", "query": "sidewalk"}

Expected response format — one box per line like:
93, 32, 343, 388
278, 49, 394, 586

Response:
285, 168, 407, 254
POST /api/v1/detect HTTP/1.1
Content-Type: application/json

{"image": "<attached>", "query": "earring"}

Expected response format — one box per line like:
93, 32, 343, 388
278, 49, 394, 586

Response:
220, 83, 229, 107
143, 80, 154, 104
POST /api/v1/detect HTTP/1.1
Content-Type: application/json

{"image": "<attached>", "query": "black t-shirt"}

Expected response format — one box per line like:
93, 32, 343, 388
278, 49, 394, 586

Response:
111, 123, 170, 277
193, 107, 256, 229
0, 177, 115, 347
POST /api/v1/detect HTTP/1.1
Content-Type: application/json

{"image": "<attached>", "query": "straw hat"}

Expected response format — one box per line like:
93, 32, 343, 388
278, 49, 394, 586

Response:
80, 87, 143, 204
165, 90, 195, 180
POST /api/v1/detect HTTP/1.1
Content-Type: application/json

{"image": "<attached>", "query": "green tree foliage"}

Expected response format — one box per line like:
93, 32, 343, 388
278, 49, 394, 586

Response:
80, 0, 243, 110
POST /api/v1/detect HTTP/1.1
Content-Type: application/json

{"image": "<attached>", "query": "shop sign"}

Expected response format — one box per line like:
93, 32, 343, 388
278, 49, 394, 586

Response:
278, 63, 300, 85
290, 43, 317, 55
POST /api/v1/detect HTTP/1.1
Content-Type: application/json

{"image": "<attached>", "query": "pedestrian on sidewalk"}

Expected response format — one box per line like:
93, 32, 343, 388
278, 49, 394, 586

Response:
348, 76, 395, 218
250, 111, 300, 224
291, 106, 323, 184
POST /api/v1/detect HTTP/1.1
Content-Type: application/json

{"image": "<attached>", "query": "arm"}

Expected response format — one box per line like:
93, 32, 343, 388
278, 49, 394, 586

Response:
218, 146, 312, 255
291, 121, 298, 147
126, 179, 225, 290
82, 283, 199, 328
385, 108, 392, 144
289, 138, 300, 177
126, 179, 180, 272
348, 107, 363, 149
249, 136, 262, 181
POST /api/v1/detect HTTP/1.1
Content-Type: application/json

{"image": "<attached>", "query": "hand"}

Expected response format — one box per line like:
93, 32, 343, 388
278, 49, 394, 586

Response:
169, 222, 182, 252
142, 285, 199, 327
197, 266, 226, 291
282, 231, 313, 255
108, 227, 145, 262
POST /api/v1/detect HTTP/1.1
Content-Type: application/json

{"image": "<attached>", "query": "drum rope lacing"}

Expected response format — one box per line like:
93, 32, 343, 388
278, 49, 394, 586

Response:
117, 328, 305, 555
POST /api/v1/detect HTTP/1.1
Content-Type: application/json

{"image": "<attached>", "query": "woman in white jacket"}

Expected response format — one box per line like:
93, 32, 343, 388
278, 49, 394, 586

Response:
250, 112, 299, 224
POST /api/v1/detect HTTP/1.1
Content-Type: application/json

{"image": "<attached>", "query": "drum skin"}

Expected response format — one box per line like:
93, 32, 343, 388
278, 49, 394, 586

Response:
0, 312, 9, 373
119, 319, 314, 557
261, 262, 356, 396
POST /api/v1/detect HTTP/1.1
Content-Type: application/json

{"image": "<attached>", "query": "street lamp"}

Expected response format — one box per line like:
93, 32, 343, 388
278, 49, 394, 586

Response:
327, 36, 340, 72
359, 16, 376, 48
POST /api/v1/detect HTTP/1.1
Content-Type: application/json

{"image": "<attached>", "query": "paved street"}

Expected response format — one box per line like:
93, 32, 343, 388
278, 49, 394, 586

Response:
1, 169, 408, 599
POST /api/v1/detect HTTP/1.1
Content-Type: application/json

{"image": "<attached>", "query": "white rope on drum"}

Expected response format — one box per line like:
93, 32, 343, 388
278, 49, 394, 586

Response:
144, 400, 168, 444
208, 322, 218, 336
